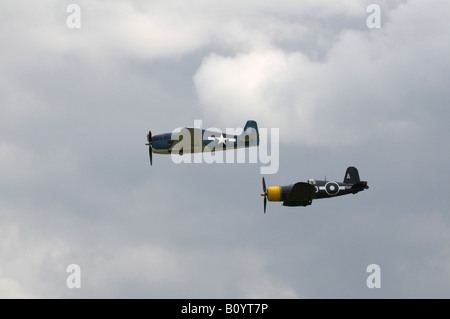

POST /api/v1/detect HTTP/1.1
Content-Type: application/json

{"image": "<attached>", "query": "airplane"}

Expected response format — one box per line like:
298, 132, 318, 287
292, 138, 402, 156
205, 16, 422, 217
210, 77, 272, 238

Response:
260, 166, 368, 213
146, 120, 259, 165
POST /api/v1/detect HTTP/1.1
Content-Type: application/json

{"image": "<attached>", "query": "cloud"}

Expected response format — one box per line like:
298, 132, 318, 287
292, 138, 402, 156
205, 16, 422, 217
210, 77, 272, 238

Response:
0, 275, 34, 299
0, 1, 386, 63
193, 0, 450, 147
80, 245, 299, 298
0, 221, 71, 298
0, 0, 450, 299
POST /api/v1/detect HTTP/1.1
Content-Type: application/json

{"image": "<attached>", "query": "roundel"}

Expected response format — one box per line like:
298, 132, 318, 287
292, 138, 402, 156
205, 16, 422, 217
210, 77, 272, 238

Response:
325, 182, 339, 196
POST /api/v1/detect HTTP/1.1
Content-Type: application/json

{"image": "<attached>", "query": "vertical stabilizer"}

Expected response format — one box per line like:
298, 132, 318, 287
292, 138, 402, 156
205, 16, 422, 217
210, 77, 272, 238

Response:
344, 166, 360, 184
239, 120, 259, 146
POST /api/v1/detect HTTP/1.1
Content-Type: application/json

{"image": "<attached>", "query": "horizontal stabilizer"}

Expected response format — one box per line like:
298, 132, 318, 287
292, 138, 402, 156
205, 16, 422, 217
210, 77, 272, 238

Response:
351, 181, 369, 193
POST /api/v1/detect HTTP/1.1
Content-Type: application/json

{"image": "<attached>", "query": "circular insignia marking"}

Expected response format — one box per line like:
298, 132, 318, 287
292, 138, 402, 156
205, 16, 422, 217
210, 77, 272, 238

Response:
325, 182, 340, 196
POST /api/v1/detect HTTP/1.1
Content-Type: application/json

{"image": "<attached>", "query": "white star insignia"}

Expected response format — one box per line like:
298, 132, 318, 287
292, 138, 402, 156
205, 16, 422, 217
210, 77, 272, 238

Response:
216, 134, 227, 144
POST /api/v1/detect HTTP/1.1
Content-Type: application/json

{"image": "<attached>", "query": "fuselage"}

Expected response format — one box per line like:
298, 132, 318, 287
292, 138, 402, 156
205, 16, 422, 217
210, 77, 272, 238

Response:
266, 179, 366, 202
152, 128, 256, 154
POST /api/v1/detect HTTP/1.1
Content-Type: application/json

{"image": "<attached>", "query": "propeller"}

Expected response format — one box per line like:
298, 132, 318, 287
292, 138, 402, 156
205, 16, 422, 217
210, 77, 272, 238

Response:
261, 176, 267, 214
146, 130, 153, 166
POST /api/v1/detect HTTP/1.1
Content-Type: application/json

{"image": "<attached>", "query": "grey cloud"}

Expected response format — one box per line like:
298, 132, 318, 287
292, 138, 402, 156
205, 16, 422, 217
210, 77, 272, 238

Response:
0, 0, 449, 299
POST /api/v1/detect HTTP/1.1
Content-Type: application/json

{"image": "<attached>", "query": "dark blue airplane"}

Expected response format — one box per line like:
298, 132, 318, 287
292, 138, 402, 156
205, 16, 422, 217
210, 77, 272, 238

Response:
146, 120, 259, 165
261, 166, 368, 213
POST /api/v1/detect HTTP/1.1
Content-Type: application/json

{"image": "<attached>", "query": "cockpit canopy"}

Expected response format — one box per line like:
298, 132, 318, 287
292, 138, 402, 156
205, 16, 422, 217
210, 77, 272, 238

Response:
307, 179, 316, 185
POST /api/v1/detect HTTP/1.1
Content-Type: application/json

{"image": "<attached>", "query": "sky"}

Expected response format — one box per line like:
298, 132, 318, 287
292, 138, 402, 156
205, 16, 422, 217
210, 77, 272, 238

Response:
1, 0, 450, 298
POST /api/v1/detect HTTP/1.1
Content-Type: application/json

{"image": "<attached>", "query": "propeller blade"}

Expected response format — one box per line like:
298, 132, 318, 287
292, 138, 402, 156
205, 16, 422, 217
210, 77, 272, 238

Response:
149, 145, 153, 166
147, 130, 153, 166
147, 131, 152, 144
262, 176, 267, 214
262, 176, 266, 193
264, 196, 267, 214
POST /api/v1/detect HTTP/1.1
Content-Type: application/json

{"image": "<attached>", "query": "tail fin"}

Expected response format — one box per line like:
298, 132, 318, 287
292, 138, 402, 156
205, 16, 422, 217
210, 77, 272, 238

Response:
343, 166, 360, 184
239, 120, 259, 146
243, 120, 258, 135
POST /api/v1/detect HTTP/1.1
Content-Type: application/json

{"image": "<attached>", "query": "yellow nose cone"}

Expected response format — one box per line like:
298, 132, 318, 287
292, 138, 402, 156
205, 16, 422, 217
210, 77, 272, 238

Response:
261, 193, 265, 196
267, 186, 281, 202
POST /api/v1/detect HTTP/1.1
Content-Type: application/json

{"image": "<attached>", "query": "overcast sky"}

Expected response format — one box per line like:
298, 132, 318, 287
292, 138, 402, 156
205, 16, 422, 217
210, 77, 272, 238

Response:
1, 0, 450, 298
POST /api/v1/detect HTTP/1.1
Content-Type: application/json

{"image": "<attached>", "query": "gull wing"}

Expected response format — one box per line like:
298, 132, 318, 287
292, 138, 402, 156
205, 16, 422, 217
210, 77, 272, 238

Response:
283, 182, 315, 207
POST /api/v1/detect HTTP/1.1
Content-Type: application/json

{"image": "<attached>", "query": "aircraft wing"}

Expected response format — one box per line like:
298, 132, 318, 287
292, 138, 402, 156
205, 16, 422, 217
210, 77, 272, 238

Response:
283, 182, 315, 207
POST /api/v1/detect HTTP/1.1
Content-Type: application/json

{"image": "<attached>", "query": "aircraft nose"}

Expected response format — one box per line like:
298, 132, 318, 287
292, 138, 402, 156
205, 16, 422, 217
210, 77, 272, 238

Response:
267, 186, 281, 202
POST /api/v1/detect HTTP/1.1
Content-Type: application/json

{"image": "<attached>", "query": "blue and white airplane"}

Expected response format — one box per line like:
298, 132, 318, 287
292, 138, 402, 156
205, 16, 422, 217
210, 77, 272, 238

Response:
146, 120, 259, 165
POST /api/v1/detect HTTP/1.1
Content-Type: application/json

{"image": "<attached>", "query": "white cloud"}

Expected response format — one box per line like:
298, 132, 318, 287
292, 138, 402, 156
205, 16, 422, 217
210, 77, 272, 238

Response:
0, 222, 71, 298
0, 1, 379, 63
193, 0, 450, 147
194, 49, 320, 144
0, 274, 34, 299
